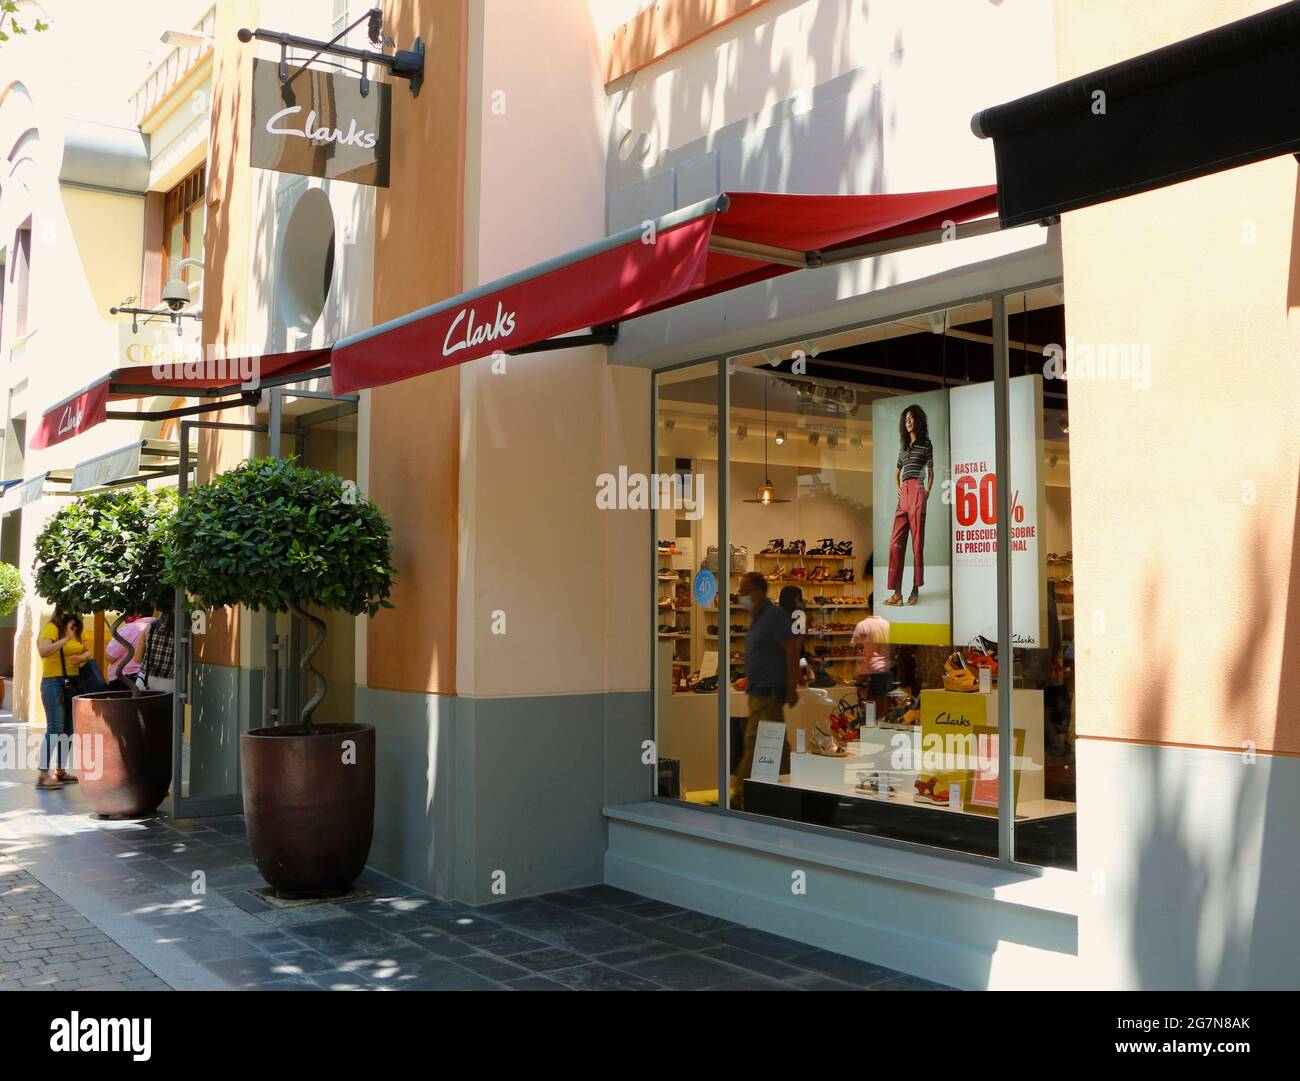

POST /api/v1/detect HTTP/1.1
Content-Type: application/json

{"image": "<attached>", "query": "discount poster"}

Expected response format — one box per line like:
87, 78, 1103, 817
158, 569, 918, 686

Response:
871, 388, 951, 645
948, 374, 1047, 648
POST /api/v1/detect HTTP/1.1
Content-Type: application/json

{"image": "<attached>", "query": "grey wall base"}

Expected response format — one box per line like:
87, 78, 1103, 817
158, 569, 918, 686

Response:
1076, 739, 1300, 991
359, 685, 652, 905
604, 802, 1080, 991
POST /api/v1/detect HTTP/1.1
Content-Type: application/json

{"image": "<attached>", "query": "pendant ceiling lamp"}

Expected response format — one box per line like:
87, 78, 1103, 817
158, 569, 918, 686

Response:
744, 378, 789, 504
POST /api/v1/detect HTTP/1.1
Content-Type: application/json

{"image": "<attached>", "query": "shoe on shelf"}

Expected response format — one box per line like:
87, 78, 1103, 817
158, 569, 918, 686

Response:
834, 540, 853, 557
808, 723, 847, 758
764, 562, 787, 582
808, 538, 835, 555
761, 538, 785, 555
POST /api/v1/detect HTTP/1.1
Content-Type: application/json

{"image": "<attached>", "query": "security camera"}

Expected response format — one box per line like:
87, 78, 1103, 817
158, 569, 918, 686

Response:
162, 277, 190, 311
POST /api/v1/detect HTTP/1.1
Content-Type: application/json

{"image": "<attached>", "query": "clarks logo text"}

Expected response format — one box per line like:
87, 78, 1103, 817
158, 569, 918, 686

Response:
442, 301, 517, 356
265, 106, 379, 150
57, 404, 84, 437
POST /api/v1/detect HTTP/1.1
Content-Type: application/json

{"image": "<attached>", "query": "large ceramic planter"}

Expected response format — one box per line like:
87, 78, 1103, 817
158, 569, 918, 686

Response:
72, 690, 173, 817
240, 723, 375, 896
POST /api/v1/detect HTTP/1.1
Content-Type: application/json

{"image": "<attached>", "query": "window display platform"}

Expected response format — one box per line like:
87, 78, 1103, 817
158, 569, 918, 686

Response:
742, 778, 1077, 866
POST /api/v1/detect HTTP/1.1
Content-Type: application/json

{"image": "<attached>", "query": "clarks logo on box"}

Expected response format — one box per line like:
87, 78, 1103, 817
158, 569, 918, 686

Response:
442, 301, 517, 356
934, 710, 973, 728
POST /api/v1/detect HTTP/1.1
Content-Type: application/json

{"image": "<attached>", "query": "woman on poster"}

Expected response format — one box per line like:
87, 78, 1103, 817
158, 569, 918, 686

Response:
884, 404, 933, 606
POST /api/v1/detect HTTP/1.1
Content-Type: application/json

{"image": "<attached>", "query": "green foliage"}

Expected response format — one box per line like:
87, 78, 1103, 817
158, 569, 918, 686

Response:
32, 487, 178, 617
0, 2, 51, 43
164, 456, 394, 617
0, 561, 22, 617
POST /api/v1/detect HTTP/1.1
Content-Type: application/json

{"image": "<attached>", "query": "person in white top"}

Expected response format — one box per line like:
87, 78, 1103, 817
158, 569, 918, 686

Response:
851, 596, 891, 700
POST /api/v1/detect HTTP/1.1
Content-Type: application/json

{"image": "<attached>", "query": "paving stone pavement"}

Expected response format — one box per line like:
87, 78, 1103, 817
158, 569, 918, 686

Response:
0, 857, 171, 991
0, 720, 953, 991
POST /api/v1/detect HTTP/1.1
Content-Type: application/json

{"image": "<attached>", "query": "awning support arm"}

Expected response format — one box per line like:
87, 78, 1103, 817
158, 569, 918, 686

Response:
507, 324, 620, 356
106, 391, 262, 424
818, 215, 1009, 266
708, 236, 810, 268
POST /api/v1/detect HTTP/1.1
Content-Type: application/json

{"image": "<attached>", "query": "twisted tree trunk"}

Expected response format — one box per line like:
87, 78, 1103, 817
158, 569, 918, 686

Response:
287, 600, 327, 733
108, 614, 140, 698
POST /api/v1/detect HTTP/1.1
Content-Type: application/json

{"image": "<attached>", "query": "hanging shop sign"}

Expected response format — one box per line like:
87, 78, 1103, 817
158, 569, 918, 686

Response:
118, 322, 201, 370
250, 59, 391, 187
71, 441, 145, 493
948, 374, 1047, 649
871, 387, 952, 645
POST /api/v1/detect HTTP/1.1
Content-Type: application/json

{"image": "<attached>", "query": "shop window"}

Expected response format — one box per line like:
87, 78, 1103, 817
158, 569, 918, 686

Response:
162, 165, 206, 287
653, 363, 720, 804
652, 288, 1077, 869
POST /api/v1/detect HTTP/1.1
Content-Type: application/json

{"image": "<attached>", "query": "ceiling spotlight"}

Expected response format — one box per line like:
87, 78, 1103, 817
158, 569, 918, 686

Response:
798, 340, 821, 357
774, 430, 786, 445
808, 432, 820, 447
762, 349, 783, 367
663, 417, 676, 431
850, 435, 862, 450
736, 424, 748, 440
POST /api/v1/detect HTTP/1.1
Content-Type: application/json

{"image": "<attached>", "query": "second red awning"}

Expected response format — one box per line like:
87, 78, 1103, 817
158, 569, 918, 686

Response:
31, 349, 329, 450
331, 185, 998, 394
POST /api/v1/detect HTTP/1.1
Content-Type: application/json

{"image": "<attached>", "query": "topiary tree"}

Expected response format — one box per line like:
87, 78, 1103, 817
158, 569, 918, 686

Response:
0, 561, 23, 618
164, 456, 394, 732
32, 487, 178, 696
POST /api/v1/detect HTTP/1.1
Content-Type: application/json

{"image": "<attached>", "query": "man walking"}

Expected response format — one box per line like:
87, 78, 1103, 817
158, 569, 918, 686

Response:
731, 571, 799, 810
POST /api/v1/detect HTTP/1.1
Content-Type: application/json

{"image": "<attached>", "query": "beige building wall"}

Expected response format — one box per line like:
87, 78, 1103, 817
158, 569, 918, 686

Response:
455, 0, 649, 699
1058, 0, 1300, 989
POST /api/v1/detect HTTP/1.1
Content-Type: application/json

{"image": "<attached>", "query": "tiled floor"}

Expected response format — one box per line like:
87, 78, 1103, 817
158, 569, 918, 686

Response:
0, 719, 951, 991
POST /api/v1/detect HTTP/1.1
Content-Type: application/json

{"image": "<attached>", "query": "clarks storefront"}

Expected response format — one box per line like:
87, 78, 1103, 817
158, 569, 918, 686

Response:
19, 0, 1299, 991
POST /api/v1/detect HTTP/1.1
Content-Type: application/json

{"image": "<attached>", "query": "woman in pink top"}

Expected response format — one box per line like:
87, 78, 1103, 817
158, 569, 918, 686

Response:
852, 597, 891, 699
105, 615, 156, 689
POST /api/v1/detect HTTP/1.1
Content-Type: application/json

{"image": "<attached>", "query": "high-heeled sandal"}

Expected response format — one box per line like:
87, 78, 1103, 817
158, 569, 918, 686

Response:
761, 539, 785, 555
808, 723, 847, 758
807, 538, 835, 555
834, 540, 853, 557
764, 562, 787, 582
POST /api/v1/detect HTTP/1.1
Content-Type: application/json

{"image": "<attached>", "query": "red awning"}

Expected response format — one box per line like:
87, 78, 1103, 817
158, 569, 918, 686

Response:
32, 186, 998, 449
331, 185, 998, 394
31, 349, 329, 449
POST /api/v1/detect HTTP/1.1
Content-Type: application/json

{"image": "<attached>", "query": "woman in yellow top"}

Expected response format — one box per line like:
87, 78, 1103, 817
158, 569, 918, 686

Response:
35, 609, 91, 789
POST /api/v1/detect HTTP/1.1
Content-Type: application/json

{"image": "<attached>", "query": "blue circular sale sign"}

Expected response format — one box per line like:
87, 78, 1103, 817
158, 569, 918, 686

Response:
693, 569, 718, 608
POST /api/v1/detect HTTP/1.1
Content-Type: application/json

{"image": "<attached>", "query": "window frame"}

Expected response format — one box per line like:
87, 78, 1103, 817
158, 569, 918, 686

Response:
161, 165, 206, 287
648, 280, 1066, 870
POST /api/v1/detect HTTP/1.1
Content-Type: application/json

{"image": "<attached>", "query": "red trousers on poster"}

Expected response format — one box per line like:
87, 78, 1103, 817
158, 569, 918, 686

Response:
888, 478, 927, 591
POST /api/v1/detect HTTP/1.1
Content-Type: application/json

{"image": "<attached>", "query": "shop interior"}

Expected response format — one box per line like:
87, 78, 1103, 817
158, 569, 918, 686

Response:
654, 288, 1076, 869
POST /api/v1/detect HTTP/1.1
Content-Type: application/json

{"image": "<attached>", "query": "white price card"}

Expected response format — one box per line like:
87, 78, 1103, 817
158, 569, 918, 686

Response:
750, 721, 786, 781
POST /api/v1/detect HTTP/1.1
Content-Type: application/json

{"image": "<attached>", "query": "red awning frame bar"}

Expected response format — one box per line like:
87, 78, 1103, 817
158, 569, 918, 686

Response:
705, 212, 1011, 270
707, 236, 810, 268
